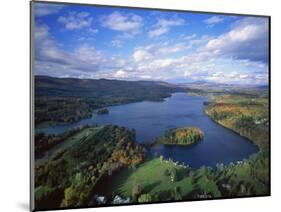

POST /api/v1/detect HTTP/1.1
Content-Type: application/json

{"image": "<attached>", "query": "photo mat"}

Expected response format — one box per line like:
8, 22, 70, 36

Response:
31, 1, 270, 211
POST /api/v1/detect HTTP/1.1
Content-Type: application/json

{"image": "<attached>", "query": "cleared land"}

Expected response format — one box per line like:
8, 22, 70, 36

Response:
205, 94, 269, 150
103, 150, 268, 203
36, 126, 104, 163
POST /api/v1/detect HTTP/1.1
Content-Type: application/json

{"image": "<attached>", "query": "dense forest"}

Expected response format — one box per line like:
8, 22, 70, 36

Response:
96, 108, 109, 114
205, 94, 269, 150
35, 125, 145, 209
157, 127, 204, 145
35, 76, 183, 126
35, 125, 91, 158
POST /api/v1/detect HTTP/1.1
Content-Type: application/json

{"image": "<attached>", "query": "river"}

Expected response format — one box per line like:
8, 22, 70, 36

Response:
37, 92, 258, 168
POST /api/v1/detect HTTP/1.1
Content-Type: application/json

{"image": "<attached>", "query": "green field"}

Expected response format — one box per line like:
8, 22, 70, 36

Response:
106, 158, 197, 200
102, 150, 269, 203
104, 158, 220, 201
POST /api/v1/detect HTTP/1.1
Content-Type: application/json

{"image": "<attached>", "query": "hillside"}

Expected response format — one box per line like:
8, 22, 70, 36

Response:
35, 125, 145, 209
35, 76, 183, 126
205, 94, 269, 150
35, 76, 181, 99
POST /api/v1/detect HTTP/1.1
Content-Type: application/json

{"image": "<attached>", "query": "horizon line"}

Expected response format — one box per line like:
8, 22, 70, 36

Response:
35, 74, 269, 87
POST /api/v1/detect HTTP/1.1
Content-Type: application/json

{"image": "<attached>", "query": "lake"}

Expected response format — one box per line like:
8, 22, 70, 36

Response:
38, 92, 258, 168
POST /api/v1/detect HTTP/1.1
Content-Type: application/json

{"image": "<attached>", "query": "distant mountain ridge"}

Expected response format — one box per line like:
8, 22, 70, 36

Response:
177, 81, 268, 89
34, 75, 184, 125
35, 75, 180, 98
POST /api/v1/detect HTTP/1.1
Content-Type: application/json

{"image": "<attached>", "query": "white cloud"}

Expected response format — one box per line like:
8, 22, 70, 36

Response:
34, 16, 268, 85
58, 11, 93, 30
202, 17, 269, 62
148, 27, 168, 38
140, 75, 152, 79
148, 18, 184, 38
133, 49, 152, 62
113, 70, 128, 78
100, 11, 143, 36
154, 58, 176, 68
34, 24, 123, 76
239, 74, 249, 79
125, 35, 268, 84
128, 41, 211, 80
204, 16, 224, 25
34, 3, 64, 16
206, 71, 262, 84
74, 44, 104, 64
133, 41, 189, 61
34, 24, 49, 40
188, 35, 213, 47
158, 42, 188, 54
88, 28, 99, 34
183, 33, 197, 40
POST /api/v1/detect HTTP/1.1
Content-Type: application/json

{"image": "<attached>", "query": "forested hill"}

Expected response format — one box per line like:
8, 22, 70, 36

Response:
35, 75, 183, 99
35, 76, 184, 125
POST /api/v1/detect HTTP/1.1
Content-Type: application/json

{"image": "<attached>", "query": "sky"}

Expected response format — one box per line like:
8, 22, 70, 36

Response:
33, 2, 269, 85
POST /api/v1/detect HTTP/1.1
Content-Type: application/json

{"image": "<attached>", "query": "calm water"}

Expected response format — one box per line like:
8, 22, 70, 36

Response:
38, 93, 258, 168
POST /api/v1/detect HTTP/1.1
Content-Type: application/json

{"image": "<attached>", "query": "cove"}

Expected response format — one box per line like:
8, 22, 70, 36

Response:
37, 93, 258, 168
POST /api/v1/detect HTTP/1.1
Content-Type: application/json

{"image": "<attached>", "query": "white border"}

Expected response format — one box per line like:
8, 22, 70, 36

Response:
1, 0, 280, 212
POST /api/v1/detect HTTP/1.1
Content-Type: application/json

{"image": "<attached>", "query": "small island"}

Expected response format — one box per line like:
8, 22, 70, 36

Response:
159, 127, 204, 146
97, 108, 109, 114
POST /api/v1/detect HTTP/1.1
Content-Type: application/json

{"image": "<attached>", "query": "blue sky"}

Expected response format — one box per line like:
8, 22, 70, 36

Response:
33, 2, 269, 85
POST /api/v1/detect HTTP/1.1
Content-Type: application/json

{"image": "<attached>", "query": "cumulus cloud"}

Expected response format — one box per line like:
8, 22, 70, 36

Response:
34, 24, 49, 40
34, 3, 64, 16
148, 18, 185, 38
100, 11, 143, 36
34, 24, 122, 76
34, 14, 268, 85
58, 11, 93, 30
113, 70, 129, 78
133, 41, 189, 61
133, 49, 152, 62
124, 34, 268, 84
186, 35, 213, 49
206, 71, 265, 84
204, 16, 224, 25
202, 17, 269, 62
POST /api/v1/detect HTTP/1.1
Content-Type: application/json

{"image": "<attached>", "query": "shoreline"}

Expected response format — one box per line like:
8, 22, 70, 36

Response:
203, 106, 268, 152
35, 92, 175, 131
204, 109, 261, 151
36, 92, 265, 168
